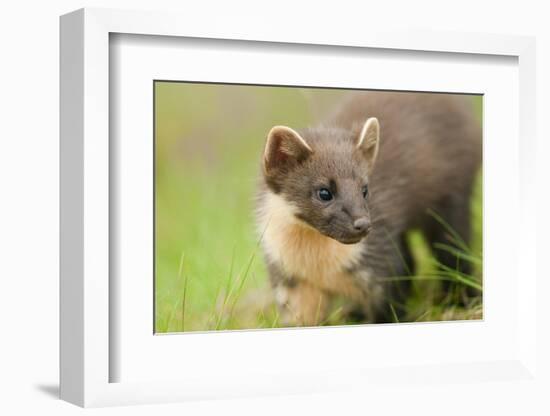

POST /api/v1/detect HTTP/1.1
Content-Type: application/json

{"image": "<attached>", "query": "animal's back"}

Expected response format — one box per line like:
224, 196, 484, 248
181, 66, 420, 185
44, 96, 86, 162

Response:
328, 91, 481, 233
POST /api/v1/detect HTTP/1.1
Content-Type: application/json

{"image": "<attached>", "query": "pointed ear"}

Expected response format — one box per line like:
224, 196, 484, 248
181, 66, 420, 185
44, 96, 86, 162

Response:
355, 117, 380, 171
263, 126, 313, 174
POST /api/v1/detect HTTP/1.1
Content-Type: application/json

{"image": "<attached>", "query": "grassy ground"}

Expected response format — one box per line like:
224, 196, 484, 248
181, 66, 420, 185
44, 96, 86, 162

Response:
154, 82, 483, 333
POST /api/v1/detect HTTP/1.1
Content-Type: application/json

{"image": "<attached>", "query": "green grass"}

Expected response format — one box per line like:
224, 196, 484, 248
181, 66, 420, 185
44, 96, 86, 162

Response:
154, 83, 483, 332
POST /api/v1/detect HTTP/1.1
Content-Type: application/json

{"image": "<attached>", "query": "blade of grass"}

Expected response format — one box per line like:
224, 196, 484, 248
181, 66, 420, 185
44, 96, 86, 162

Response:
382, 226, 412, 275
180, 254, 190, 332
215, 244, 237, 329
427, 209, 470, 252
414, 310, 430, 322
382, 275, 457, 283
166, 251, 186, 331
222, 221, 269, 328
389, 303, 399, 323
271, 307, 281, 328
314, 294, 323, 326
437, 271, 483, 291
227, 253, 257, 322
436, 263, 482, 291
321, 306, 344, 325
433, 242, 482, 265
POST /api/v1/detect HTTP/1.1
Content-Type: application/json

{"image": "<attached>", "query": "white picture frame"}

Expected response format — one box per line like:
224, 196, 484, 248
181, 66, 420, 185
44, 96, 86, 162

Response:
60, 7, 539, 408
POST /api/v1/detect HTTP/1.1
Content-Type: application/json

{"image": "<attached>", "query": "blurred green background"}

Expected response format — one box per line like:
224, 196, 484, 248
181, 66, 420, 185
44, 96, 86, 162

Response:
154, 82, 482, 333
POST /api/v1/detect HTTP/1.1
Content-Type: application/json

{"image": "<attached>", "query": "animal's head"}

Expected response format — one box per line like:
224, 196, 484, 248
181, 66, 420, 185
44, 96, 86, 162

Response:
262, 118, 380, 244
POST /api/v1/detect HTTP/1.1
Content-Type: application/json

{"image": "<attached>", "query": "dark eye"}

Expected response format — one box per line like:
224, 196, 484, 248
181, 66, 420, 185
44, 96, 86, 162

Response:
318, 188, 333, 201
362, 185, 369, 199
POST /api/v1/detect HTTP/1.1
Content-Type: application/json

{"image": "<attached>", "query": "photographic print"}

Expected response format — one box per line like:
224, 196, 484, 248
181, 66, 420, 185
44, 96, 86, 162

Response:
154, 83, 482, 333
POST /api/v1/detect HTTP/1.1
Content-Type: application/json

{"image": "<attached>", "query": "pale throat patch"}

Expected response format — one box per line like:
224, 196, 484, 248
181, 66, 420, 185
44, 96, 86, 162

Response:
258, 191, 366, 297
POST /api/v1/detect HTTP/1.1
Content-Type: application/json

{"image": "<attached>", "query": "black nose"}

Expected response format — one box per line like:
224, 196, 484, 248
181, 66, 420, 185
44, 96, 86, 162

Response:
353, 217, 370, 232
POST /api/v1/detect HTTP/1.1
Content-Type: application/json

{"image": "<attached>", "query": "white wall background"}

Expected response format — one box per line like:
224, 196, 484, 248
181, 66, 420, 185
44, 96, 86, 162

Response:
1, 1, 548, 414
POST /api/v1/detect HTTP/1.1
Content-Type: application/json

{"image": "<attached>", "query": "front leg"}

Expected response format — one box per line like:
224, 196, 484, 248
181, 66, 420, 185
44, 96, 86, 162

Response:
274, 279, 330, 327
267, 262, 330, 326
345, 267, 386, 323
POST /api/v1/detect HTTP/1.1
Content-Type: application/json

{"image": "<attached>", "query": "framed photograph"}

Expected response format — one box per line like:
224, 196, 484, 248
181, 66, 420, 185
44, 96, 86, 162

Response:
60, 8, 538, 408
152, 83, 483, 333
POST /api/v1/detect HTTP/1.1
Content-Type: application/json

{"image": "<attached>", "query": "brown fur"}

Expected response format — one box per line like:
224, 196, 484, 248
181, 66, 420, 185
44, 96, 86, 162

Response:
256, 91, 481, 326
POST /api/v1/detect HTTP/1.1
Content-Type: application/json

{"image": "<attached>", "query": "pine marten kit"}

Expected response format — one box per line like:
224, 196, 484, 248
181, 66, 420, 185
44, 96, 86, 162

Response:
256, 91, 481, 326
